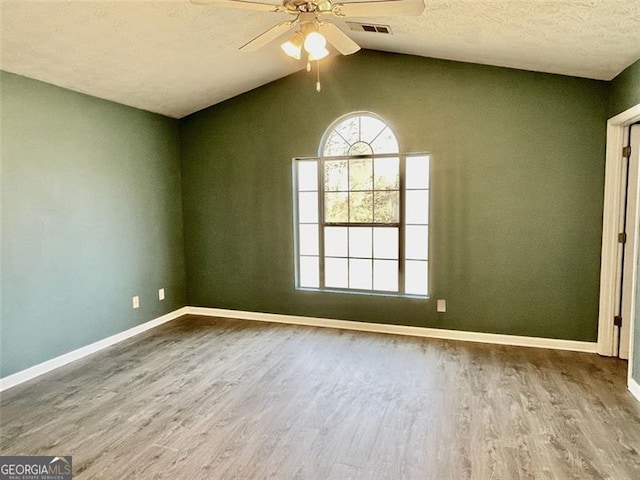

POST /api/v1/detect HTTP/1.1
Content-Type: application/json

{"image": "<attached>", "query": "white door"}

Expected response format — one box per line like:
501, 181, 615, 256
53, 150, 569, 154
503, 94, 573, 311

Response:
619, 124, 640, 359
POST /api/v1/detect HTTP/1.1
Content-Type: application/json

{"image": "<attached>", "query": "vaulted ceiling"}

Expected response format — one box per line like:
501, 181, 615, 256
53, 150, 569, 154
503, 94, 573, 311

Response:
2, 0, 639, 118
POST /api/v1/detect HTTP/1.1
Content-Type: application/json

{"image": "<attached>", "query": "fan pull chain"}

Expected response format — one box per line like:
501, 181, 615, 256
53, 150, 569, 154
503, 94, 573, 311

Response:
304, 55, 321, 93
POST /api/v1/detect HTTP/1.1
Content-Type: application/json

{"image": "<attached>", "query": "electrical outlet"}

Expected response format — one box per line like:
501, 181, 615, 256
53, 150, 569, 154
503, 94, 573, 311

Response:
437, 299, 446, 313
159, 288, 165, 301
132, 296, 140, 309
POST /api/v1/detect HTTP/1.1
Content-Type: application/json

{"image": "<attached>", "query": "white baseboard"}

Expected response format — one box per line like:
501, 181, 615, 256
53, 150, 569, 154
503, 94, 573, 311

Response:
185, 307, 598, 353
629, 377, 640, 402
1, 305, 599, 393
0, 307, 189, 392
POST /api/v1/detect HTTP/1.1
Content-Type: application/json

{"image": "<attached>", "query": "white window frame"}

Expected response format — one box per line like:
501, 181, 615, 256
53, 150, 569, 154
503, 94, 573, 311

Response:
293, 112, 430, 298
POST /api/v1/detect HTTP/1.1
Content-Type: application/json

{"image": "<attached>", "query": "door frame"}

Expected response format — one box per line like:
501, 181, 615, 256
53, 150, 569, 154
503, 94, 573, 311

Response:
598, 103, 640, 385
619, 125, 640, 360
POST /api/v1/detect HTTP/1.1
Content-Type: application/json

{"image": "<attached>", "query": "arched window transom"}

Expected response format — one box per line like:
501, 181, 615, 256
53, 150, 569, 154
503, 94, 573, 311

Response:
321, 113, 399, 157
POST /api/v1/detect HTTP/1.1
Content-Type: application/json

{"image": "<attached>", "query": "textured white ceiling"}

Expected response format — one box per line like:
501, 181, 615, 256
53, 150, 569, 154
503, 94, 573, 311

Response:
1, 0, 640, 118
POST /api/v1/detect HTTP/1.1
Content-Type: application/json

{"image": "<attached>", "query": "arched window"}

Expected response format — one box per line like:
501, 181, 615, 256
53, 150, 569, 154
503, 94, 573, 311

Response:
294, 112, 430, 297
320, 113, 399, 157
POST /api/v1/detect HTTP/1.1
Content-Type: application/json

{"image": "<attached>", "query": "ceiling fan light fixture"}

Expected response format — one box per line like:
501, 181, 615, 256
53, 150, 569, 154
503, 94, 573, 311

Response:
281, 31, 305, 59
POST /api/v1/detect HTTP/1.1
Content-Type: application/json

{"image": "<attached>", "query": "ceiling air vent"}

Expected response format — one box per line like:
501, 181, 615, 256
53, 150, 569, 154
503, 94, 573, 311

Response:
347, 22, 393, 34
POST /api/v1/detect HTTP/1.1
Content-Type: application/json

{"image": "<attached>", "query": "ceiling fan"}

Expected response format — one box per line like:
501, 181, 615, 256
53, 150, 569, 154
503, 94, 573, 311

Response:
191, 0, 425, 59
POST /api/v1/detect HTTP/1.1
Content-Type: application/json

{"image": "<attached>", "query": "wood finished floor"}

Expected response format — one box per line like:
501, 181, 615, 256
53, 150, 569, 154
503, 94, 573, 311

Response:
1, 315, 639, 479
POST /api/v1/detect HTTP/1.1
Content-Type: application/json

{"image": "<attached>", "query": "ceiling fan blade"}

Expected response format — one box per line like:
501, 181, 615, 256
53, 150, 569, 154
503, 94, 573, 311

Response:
240, 21, 295, 52
320, 22, 360, 55
190, 0, 286, 13
332, 0, 424, 17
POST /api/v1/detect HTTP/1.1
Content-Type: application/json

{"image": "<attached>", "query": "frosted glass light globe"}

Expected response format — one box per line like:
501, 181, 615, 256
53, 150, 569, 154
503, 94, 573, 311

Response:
304, 32, 327, 55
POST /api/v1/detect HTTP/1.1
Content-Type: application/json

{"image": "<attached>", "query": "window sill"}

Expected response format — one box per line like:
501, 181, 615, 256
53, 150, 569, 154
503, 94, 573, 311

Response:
296, 287, 429, 300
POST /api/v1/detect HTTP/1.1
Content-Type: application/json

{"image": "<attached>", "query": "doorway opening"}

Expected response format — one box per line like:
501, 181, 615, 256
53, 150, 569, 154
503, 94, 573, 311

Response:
598, 103, 640, 397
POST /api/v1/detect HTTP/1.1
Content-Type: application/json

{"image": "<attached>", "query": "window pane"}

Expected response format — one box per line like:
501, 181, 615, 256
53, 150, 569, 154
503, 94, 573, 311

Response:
335, 116, 360, 145
325, 192, 348, 222
298, 192, 318, 223
349, 192, 373, 223
324, 160, 348, 192
370, 127, 399, 154
297, 161, 318, 191
349, 227, 372, 258
349, 158, 373, 190
299, 256, 319, 288
374, 260, 398, 292
349, 258, 372, 290
299, 224, 319, 256
374, 157, 399, 190
374, 191, 399, 223
360, 115, 386, 143
405, 190, 429, 224
405, 225, 428, 260
325, 257, 348, 288
325, 227, 348, 257
406, 155, 430, 189
323, 131, 349, 157
373, 227, 398, 259
405, 260, 428, 296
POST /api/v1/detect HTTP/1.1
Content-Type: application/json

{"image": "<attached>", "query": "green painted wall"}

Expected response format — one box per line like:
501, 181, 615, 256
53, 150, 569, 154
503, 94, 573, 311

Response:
181, 50, 609, 342
0, 50, 623, 379
610, 58, 640, 118
0, 71, 186, 377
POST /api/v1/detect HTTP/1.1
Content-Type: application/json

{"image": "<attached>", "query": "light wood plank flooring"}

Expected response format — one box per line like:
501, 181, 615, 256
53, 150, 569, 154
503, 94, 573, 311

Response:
1, 315, 640, 479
